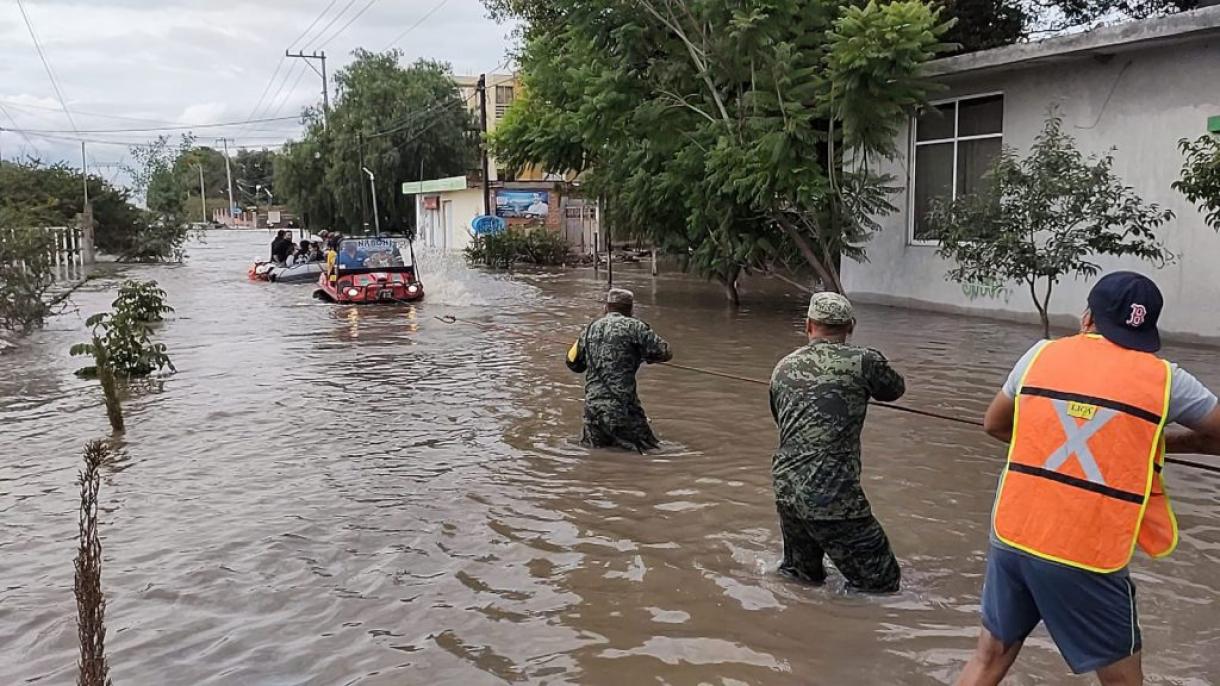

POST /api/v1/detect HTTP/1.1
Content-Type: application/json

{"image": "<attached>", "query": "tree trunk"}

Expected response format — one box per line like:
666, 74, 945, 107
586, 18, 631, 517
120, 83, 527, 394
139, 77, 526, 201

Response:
720, 266, 741, 307
775, 215, 842, 293
1028, 278, 1051, 339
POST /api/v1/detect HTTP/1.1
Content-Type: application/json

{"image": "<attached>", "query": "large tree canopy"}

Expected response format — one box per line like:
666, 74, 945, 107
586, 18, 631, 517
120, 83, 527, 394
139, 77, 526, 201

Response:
276, 51, 477, 234
490, 0, 950, 295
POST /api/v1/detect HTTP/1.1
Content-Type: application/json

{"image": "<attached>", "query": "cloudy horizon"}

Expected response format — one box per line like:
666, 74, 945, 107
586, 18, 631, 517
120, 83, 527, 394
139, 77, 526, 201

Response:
0, 0, 517, 185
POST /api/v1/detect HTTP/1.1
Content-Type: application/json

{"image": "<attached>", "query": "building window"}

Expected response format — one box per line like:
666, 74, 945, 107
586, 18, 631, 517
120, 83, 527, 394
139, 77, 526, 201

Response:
495, 85, 514, 119
910, 93, 1003, 243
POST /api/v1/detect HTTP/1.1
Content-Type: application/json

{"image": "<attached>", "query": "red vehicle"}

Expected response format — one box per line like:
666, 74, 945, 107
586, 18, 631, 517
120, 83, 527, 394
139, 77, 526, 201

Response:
315, 237, 424, 304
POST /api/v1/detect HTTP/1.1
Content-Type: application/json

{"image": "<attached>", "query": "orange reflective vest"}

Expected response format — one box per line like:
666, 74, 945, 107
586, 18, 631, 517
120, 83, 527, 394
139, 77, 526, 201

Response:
993, 334, 1178, 573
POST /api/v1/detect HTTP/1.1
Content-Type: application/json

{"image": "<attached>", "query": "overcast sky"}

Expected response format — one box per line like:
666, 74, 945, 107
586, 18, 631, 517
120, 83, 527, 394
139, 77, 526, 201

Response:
0, 0, 516, 184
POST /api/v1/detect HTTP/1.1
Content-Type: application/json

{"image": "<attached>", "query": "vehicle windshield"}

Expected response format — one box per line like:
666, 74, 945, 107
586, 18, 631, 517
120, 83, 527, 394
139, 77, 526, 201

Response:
335, 238, 406, 270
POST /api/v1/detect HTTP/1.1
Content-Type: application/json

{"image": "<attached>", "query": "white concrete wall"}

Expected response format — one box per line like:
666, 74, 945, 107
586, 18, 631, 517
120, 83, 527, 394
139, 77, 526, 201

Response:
843, 38, 1220, 341
415, 188, 484, 253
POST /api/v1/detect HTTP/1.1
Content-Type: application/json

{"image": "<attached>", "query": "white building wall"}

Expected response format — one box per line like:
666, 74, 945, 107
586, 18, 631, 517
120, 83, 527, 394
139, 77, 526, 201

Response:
414, 188, 484, 253
843, 38, 1220, 341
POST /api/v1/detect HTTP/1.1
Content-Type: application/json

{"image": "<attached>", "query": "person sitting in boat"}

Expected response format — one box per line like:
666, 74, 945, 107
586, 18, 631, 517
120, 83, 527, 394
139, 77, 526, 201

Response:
337, 241, 365, 269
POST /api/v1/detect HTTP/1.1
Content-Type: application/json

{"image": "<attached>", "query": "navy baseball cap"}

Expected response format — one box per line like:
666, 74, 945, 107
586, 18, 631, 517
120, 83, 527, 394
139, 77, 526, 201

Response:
1086, 272, 1163, 353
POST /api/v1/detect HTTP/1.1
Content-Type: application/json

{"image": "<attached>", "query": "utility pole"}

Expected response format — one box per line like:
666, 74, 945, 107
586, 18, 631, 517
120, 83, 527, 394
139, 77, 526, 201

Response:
477, 74, 491, 216
357, 130, 369, 233
80, 141, 89, 208
196, 163, 207, 223
362, 167, 381, 235
80, 141, 95, 265
286, 50, 329, 128
218, 137, 236, 226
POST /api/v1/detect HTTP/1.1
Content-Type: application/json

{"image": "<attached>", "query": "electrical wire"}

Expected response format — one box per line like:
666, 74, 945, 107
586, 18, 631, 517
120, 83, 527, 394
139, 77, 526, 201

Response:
384, 0, 451, 50
288, 0, 342, 51
15, 0, 78, 133
261, 63, 312, 123
302, 0, 362, 49
0, 103, 42, 155
433, 315, 1220, 474
315, 0, 380, 49
4, 114, 304, 135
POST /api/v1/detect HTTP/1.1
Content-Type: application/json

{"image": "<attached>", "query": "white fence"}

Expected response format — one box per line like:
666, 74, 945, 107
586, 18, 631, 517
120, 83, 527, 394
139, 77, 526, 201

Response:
1, 226, 87, 282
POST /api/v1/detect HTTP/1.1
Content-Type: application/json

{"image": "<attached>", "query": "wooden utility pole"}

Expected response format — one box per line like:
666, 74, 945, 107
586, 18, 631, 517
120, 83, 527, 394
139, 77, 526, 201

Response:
477, 74, 491, 216
286, 50, 329, 128
80, 141, 94, 264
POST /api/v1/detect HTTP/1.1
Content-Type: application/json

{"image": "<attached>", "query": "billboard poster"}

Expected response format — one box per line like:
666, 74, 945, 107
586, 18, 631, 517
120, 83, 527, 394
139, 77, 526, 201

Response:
495, 190, 550, 219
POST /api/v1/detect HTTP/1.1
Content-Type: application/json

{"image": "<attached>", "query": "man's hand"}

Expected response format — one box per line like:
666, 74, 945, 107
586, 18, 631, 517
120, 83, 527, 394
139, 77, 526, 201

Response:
1166, 407, 1220, 456
983, 391, 1016, 444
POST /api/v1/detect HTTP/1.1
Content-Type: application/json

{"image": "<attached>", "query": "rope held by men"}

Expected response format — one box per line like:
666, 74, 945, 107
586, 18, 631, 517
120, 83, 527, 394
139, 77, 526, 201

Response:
434, 314, 1220, 474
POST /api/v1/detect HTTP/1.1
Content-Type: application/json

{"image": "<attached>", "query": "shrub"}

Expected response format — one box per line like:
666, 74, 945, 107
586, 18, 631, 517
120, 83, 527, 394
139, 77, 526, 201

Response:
463, 228, 570, 268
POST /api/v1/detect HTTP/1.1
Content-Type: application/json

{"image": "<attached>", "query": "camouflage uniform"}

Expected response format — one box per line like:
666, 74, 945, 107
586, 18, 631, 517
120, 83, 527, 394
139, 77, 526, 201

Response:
769, 293, 906, 593
566, 302, 673, 453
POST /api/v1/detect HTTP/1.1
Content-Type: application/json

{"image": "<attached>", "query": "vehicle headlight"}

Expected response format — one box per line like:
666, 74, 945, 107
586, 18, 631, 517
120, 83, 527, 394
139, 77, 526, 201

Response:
407, 284, 420, 294
346, 287, 361, 298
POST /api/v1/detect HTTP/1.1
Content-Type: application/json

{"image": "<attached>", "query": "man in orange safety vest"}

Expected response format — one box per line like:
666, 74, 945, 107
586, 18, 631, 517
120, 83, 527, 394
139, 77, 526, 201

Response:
957, 272, 1220, 686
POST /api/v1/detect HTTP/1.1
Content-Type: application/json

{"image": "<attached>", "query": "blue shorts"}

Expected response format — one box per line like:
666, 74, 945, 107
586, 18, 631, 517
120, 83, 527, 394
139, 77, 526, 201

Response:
981, 544, 1140, 674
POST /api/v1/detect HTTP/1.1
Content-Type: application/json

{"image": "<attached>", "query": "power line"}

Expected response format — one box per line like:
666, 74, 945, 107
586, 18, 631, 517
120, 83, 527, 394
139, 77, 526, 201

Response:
262, 64, 312, 122
15, 0, 78, 133
288, 0, 342, 51
302, 0, 362, 49
315, 0, 380, 49
0, 102, 42, 155
6, 114, 304, 135
384, 0, 451, 50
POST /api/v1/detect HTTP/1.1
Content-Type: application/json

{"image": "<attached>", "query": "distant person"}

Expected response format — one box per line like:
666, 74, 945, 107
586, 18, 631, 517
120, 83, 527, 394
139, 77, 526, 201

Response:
526, 193, 549, 217
957, 272, 1220, 686
269, 230, 291, 264
337, 241, 364, 269
769, 292, 906, 593
565, 288, 672, 452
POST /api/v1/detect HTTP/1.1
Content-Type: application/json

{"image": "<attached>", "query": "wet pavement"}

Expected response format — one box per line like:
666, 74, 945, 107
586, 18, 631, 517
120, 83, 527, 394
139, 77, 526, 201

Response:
2, 230, 1218, 684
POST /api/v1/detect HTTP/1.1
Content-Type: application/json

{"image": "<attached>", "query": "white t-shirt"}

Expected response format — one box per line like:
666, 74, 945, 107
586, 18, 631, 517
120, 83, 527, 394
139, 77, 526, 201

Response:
1002, 339, 1218, 428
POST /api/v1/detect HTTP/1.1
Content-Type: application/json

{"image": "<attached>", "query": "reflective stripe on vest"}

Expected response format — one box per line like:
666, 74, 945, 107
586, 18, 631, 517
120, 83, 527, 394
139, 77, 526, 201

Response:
993, 335, 1176, 573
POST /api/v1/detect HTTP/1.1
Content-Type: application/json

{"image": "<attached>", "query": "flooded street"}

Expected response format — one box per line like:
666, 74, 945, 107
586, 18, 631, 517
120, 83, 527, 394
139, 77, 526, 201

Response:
2, 230, 1218, 685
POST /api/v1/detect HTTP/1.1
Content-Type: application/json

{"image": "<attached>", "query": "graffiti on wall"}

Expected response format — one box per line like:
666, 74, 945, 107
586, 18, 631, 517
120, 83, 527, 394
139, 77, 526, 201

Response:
961, 277, 1013, 303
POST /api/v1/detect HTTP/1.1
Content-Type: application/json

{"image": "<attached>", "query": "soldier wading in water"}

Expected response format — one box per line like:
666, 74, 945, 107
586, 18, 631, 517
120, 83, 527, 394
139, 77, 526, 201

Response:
769, 292, 906, 593
566, 288, 673, 452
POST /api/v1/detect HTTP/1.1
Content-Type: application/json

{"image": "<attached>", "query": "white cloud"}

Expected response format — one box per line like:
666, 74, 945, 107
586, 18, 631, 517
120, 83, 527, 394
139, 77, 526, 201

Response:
0, 0, 517, 173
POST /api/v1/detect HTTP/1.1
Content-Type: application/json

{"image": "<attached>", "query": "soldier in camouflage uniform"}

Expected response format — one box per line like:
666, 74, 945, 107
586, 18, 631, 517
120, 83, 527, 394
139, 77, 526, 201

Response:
769, 292, 906, 593
566, 288, 673, 452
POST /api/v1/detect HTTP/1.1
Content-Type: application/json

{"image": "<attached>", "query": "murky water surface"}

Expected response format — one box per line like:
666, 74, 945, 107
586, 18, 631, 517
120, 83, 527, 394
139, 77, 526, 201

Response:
3, 231, 1218, 685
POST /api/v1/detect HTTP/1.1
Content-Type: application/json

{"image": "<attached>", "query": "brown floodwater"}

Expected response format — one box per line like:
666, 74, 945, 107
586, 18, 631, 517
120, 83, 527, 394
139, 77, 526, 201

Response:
2, 230, 1218, 685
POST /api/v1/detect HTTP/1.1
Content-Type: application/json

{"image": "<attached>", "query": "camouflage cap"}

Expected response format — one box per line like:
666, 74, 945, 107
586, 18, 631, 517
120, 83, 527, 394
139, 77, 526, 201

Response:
807, 292, 854, 325
606, 287, 635, 306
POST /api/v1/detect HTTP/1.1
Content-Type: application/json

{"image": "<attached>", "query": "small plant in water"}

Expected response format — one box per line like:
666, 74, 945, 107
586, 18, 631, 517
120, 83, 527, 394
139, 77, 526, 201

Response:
70, 279, 174, 431
75, 439, 112, 686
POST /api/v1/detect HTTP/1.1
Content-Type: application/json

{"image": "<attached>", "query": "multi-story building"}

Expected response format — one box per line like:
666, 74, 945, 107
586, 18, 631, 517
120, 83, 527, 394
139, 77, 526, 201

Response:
453, 73, 549, 183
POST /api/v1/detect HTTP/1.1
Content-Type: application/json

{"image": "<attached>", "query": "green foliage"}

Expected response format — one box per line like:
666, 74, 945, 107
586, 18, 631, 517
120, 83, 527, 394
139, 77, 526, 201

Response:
0, 213, 60, 332
1173, 134, 1220, 231
0, 159, 171, 261
111, 280, 174, 322
277, 51, 477, 233
928, 115, 1174, 337
71, 280, 175, 378
489, 0, 949, 298
463, 229, 571, 268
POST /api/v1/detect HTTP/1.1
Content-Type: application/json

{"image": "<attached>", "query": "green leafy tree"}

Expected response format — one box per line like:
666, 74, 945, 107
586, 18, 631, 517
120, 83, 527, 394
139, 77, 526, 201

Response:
277, 51, 477, 234
490, 0, 949, 298
928, 115, 1174, 338
1173, 134, 1220, 231
0, 208, 62, 332
72, 280, 175, 378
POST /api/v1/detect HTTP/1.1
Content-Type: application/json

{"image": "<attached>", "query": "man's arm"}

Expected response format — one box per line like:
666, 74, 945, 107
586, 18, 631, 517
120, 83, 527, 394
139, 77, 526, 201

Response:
1165, 407, 1220, 456
639, 324, 673, 364
983, 391, 1016, 444
863, 350, 905, 402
